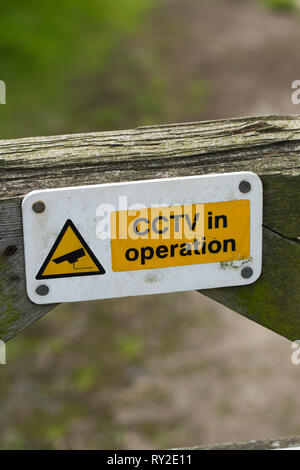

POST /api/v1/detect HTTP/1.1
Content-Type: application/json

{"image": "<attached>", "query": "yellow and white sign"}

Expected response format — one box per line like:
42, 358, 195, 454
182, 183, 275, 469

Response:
36, 219, 105, 279
111, 200, 250, 272
22, 172, 263, 304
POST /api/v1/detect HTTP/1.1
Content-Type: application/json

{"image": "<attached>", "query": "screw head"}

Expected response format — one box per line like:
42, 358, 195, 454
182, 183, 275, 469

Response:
35, 285, 49, 296
4, 245, 17, 257
241, 267, 253, 279
32, 201, 46, 213
239, 180, 251, 193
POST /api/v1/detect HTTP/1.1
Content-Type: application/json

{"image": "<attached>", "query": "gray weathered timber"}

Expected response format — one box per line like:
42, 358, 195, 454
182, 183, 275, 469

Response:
201, 228, 300, 340
176, 435, 300, 450
0, 115, 299, 341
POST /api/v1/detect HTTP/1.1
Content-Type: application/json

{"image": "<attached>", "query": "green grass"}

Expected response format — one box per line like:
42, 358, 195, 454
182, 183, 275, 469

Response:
0, 0, 156, 138
259, 0, 298, 11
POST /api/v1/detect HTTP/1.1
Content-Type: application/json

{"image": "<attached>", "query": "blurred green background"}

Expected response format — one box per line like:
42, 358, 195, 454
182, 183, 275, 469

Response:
1, 0, 300, 449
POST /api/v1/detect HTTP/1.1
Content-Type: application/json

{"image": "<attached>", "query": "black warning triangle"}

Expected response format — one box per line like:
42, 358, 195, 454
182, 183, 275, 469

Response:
36, 219, 105, 279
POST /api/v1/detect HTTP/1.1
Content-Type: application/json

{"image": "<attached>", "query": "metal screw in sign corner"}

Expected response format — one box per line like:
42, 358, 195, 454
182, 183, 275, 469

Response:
241, 267, 253, 279
239, 180, 251, 193
36, 285, 49, 296
32, 200, 46, 213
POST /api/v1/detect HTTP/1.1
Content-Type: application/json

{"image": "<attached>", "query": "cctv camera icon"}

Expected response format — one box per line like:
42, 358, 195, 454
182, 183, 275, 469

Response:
53, 248, 86, 267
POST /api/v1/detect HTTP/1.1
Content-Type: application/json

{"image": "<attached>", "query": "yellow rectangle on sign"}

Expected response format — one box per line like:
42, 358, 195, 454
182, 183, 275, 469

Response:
111, 200, 250, 272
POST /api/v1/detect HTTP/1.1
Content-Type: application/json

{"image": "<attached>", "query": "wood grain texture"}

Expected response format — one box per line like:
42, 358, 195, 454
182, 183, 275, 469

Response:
0, 115, 299, 341
176, 435, 300, 450
201, 228, 300, 341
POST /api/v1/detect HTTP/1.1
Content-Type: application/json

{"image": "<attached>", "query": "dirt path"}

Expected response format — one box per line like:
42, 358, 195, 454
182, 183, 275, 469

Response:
167, 0, 300, 120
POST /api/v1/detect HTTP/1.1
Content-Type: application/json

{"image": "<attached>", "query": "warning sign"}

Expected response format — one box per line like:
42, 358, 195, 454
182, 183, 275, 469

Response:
110, 200, 250, 272
36, 219, 105, 279
22, 171, 263, 304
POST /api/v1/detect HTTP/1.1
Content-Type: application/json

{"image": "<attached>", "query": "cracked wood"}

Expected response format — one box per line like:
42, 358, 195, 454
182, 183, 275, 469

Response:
0, 115, 299, 341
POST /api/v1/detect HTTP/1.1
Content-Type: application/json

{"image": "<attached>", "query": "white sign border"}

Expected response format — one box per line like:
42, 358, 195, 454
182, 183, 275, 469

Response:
22, 171, 263, 305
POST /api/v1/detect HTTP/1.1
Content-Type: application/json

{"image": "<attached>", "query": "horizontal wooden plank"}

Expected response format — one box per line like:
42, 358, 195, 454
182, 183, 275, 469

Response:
0, 115, 299, 341
1, 115, 299, 236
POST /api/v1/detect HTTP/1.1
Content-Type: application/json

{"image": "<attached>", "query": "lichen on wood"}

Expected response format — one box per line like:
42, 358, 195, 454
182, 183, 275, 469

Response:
0, 115, 299, 341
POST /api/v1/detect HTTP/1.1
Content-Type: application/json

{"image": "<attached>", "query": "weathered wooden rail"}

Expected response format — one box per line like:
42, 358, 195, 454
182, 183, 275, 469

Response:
0, 115, 299, 342
178, 435, 300, 450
